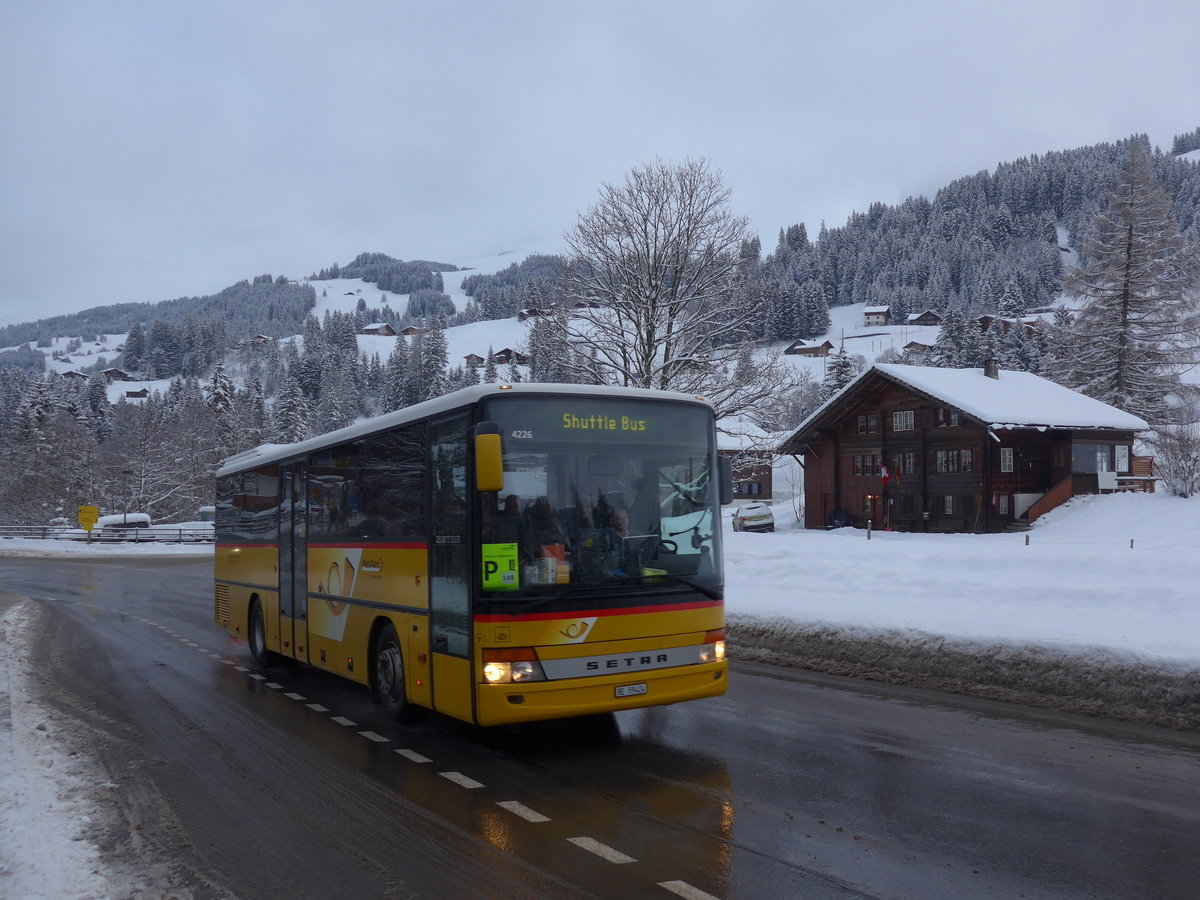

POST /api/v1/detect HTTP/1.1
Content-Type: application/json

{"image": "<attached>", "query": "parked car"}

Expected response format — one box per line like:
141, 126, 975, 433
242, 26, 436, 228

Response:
731, 502, 774, 532
95, 512, 153, 541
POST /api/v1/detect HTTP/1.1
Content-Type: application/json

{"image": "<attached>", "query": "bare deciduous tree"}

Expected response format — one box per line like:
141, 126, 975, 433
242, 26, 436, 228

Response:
1150, 398, 1200, 497
557, 158, 796, 418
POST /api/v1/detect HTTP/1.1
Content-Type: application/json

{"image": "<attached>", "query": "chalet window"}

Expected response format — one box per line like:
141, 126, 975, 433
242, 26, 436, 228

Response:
960, 449, 973, 473
1000, 447, 1014, 473
998, 494, 1010, 515
943, 495, 954, 514
936, 408, 961, 428
853, 455, 863, 476
856, 415, 879, 434
893, 410, 915, 432
1115, 445, 1131, 473
902, 451, 916, 475
936, 450, 959, 473
1072, 443, 1118, 473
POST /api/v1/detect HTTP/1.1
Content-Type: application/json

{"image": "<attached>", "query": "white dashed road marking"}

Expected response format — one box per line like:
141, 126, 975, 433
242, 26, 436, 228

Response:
284, 692, 306, 701
249, 674, 265, 681
439, 771, 484, 789
497, 801, 550, 823
359, 731, 389, 743
567, 837, 636, 864
306, 703, 329, 712
658, 880, 722, 900
395, 748, 431, 763
331, 716, 356, 726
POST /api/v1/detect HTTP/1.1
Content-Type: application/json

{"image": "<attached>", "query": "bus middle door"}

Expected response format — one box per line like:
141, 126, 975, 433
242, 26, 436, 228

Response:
428, 416, 473, 722
278, 463, 310, 662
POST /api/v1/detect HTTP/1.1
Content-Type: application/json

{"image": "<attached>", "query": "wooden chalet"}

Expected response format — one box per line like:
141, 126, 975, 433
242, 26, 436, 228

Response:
718, 420, 776, 501
399, 326, 423, 336
360, 322, 397, 336
492, 348, 530, 365
906, 310, 943, 326
784, 339, 834, 357
863, 305, 891, 326
779, 362, 1149, 534
100, 367, 131, 382
463, 353, 486, 366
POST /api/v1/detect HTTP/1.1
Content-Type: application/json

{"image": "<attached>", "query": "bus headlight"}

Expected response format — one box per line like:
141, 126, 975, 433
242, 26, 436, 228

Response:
482, 649, 546, 684
511, 661, 539, 682
699, 630, 727, 663
483, 662, 511, 683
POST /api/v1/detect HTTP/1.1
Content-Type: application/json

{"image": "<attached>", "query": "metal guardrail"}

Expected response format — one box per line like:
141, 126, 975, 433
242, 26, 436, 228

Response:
0, 525, 215, 543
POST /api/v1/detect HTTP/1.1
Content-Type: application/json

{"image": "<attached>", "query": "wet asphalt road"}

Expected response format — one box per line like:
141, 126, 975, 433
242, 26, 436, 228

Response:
2, 556, 1199, 899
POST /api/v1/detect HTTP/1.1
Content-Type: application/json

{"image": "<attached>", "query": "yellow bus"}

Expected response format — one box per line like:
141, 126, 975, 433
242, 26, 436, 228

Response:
214, 383, 730, 726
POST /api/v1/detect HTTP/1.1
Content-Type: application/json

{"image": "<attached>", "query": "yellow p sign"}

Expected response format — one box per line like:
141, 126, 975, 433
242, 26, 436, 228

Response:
78, 506, 100, 531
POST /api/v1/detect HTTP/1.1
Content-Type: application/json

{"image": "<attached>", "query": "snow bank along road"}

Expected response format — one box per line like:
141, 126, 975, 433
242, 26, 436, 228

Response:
725, 492, 1200, 731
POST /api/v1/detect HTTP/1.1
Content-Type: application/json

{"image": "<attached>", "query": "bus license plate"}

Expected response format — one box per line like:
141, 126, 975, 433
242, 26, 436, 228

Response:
615, 683, 647, 698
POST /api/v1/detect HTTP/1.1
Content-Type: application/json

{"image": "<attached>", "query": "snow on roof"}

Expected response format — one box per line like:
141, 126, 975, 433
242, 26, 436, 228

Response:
873, 364, 1149, 431
782, 363, 1148, 451
717, 417, 771, 451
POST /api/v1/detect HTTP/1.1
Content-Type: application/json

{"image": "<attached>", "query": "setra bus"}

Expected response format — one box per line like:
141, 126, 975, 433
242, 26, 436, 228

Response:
213, 382, 730, 726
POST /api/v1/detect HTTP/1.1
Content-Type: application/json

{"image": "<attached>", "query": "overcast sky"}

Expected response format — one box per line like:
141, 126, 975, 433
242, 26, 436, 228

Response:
1, 0, 1196, 327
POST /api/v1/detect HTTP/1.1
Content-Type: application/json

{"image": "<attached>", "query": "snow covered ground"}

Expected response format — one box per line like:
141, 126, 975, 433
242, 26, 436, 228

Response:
1, 490, 1197, 895
726, 490, 1200, 667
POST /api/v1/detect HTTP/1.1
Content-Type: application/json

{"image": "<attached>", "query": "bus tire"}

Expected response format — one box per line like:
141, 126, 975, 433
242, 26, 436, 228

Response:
373, 623, 408, 720
248, 598, 270, 664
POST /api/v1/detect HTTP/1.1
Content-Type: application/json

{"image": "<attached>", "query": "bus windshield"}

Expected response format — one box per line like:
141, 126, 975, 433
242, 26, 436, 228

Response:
479, 395, 723, 602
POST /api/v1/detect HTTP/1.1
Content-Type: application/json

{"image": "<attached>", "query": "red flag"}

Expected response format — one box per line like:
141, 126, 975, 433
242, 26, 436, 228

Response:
881, 464, 890, 486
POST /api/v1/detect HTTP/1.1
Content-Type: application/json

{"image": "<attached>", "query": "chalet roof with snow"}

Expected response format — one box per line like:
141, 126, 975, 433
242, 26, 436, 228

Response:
780, 363, 1148, 453
360, 322, 397, 336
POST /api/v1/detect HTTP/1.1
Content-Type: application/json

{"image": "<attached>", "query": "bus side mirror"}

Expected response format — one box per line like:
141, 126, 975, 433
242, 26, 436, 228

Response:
718, 455, 733, 506
474, 422, 504, 493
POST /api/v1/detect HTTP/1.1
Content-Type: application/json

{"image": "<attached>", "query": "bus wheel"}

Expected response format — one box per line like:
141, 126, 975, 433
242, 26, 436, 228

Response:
249, 600, 270, 664
374, 623, 407, 719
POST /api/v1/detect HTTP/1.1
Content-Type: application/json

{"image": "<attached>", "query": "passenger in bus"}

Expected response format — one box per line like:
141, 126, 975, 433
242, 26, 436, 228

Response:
523, 496, 568, 560
485, 494, 522, 545
628, 471, 661, 536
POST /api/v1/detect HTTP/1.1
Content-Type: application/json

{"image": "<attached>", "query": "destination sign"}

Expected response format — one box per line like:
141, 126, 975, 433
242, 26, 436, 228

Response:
486, 398, 709, 446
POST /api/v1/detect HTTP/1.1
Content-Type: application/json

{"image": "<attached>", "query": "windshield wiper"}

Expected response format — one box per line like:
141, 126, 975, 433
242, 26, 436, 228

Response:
508, 578, 647, 614
660, 575, 722, 600
506, 574, 720, 614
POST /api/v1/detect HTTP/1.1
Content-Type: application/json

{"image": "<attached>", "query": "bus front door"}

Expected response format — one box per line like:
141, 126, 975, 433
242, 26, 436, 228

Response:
428, 416, 473, 722
278, 463, 309, 662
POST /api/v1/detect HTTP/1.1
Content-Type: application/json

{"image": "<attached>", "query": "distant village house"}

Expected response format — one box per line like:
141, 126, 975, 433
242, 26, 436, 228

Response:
783, 339, 834, 357
862, 305, 891, 327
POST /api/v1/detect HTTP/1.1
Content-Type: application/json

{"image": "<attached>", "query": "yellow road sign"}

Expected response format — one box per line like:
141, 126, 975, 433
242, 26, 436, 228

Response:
78, 506, 100, 531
